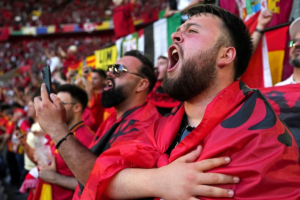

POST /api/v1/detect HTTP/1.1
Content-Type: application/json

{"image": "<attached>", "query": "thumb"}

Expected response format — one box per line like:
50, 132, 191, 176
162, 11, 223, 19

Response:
183, 145, 202, 163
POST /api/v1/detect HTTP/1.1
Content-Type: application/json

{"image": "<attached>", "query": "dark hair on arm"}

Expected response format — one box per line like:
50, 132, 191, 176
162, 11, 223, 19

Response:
57, 84, 88, 112
183, 4, 253, 80
124, 50, 157, 93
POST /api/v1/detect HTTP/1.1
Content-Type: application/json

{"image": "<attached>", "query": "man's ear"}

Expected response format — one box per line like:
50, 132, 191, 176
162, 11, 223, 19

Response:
73, 103, 82, 114
136, 79, 149, 93
217, 47, 236, 68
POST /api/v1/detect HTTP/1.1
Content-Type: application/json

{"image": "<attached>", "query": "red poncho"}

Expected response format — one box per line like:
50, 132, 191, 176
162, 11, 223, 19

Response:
81, 81, 300, 199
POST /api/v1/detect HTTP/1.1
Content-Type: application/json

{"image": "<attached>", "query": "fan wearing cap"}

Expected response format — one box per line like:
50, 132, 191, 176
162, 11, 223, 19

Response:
276, 17, 300, 86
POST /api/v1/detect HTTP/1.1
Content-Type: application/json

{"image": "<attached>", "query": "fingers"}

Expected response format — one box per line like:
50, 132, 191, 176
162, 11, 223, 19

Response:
182, 145, 202, 163
50, 93, 61, 108
196, 157, 230, 172
40, 83, 51, 104
193, 185, 234, 198
198, 172, 240, 185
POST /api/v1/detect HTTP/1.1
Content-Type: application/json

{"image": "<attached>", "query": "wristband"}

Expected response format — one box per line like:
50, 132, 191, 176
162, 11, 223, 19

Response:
55, 132, 73, 149
255, 28, 264, 34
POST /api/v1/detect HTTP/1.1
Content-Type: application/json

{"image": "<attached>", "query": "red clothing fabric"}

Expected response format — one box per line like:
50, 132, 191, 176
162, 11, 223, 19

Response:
73, 101, 161, 200
147, 81, 180, 108
5, 120, 15, 152
112, 2, 135, 39
62, 54, 77, 76
81, 81, 300, 200
0, 116, 9, 135
83, 91, 105, 132
51, 121, 94, 200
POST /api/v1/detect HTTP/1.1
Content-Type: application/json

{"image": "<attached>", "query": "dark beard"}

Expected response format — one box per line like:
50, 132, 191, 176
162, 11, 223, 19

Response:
163, 45, 218, 102
101, 83, 127, 108
290, 57, 300, 68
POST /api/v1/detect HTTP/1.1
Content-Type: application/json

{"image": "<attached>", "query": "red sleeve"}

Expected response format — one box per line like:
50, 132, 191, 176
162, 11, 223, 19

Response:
6, 121, 15, 135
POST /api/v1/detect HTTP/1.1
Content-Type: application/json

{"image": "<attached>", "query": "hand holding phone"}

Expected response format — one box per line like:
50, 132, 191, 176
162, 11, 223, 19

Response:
42, 66, 52, 101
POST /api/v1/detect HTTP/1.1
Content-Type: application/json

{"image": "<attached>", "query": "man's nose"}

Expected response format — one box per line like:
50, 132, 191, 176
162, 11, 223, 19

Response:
171, 31, 184, 43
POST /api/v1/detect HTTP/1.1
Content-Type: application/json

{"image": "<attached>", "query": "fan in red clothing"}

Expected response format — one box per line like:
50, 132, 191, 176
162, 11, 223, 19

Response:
34, 84, 94, 200
81, 68, 107, 132
34, 50, 164, 200
112, 0, 137, 39
79, 5, 300, 200
148, 55, 180, 115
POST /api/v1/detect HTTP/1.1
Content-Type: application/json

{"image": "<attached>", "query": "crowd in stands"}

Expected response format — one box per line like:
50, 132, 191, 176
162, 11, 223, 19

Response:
0, 0, 168, 27
0, 1, 300, 200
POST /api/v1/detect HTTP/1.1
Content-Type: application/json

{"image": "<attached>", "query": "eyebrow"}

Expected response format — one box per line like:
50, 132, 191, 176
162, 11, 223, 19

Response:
176, 23, 202, 32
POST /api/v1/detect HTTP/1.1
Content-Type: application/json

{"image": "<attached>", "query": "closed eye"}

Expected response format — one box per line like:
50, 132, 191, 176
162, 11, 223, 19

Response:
188, 29, 197, 33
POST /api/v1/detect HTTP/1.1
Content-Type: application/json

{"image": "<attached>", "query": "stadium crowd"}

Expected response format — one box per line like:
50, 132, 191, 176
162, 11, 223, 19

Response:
0, 1, 300, 200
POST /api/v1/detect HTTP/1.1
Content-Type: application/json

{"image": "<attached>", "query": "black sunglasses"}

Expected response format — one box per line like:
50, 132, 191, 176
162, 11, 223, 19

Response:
107, 64, 145, 78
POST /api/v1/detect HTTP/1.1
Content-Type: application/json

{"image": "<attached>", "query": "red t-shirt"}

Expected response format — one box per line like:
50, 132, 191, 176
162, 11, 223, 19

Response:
51, 121, 94, 200
112, 2, 135, 39
83, 91, 105, 132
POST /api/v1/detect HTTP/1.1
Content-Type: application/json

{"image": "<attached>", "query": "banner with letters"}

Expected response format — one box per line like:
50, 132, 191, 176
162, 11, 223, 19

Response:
95, 45, 118, 71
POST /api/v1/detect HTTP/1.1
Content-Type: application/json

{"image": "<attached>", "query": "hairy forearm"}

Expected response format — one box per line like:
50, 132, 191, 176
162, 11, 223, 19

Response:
52, 173, 78, 190
252, 30, 263, 52
57, 135, 97, 186
104, 168, 162, 199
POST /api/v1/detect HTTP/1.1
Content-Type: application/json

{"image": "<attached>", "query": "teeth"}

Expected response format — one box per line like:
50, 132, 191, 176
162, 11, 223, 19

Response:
172, 49, 179, 61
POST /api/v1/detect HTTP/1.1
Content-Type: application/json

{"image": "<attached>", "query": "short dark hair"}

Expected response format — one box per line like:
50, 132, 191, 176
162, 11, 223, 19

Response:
92, 69, 107, 79
183, 4, 253, 80
158, 55, 168, 61
57, 84, 88, 112
124, 50, 157, 93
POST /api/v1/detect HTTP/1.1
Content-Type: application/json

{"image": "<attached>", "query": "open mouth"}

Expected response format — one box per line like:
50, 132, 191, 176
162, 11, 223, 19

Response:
168, 45, 180, 71
104, 78, 114, 91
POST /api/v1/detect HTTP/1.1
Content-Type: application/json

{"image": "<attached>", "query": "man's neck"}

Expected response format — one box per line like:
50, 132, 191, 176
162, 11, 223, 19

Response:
293, 67, 300, 83
184, 83, 230, 128
67, 116, 82, 130
114, 97, 146, 119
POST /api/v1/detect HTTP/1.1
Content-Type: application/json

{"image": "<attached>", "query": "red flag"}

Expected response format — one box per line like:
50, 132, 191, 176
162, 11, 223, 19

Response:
260, 84, 300, 147
81, 81, 300, 199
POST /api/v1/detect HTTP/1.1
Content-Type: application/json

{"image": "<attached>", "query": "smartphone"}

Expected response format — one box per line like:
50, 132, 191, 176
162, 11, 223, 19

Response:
42, 66, 52, 100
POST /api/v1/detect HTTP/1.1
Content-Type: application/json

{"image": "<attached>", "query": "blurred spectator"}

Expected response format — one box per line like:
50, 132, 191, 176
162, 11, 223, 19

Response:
112, 0, 137, 39
81, 68, 107, 131
164, 0, 204, 18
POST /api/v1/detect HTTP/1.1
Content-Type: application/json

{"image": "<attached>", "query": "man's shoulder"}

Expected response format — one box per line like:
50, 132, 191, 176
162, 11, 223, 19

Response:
275, 74, 294, 86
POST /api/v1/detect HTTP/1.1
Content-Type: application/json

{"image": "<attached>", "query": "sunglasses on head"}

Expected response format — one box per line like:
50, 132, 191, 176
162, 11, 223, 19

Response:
107, 64, 145, 78
289, 38, 300, 48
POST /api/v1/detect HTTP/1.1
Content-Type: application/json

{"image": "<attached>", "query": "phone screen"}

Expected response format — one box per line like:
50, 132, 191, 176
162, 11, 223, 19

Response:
42, 66, 52, 100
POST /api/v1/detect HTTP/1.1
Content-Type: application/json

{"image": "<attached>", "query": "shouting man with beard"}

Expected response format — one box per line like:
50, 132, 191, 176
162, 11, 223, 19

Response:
276, 17, 300, 86
34, 49, 240, 200
77, 4, 299, 200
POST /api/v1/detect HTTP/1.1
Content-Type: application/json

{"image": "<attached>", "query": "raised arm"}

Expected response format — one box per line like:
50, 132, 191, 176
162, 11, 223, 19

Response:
34, 84, 97, 185
252, 9, 273, 52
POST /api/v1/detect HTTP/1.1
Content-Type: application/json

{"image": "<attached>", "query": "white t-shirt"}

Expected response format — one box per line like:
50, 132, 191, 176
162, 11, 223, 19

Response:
177, 0, 194, 10
49, 56, 61, 73
275, 74, 296, 86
